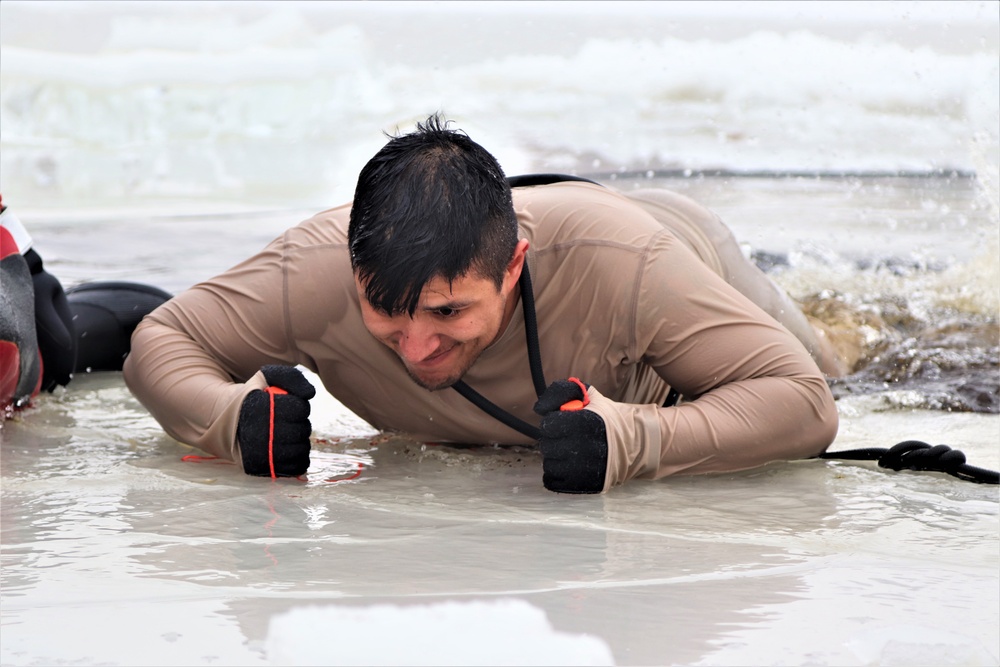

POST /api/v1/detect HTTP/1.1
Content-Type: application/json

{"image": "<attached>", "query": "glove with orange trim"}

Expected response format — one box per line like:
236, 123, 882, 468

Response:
533, 378, 608, 494
237, 365, 315, 477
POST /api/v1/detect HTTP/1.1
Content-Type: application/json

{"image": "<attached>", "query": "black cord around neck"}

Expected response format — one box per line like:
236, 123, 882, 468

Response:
451, 263, 546, 440
518, 261, 547, 397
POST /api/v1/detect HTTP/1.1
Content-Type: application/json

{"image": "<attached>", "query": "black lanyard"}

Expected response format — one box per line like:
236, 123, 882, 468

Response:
451, 264, 545, 440
450, 173, 600, 439
450, 173, 680, 442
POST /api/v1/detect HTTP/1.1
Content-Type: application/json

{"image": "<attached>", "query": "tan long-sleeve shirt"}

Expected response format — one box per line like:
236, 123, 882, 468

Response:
124, 182, 838, 491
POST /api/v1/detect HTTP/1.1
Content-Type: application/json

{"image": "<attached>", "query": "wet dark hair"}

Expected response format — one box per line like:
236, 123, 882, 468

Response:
348, 113, 518, 316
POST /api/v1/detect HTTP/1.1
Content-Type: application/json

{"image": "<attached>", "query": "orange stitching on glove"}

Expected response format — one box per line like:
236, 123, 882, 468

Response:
266, 386, 288, 479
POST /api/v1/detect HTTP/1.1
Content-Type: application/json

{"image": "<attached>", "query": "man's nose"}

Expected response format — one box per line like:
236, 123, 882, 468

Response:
396, 319, 440, 363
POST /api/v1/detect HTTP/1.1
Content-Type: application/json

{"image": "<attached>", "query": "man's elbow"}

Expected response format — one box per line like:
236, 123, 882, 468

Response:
803, 376, 839, 457
122, 320, 150, 394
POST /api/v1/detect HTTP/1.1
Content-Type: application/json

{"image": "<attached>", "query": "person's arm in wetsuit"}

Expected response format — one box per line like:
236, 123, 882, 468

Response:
1, 194, 76, 412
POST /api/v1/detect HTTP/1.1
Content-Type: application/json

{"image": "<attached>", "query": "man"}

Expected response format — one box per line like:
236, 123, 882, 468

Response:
124, 115, 839, 494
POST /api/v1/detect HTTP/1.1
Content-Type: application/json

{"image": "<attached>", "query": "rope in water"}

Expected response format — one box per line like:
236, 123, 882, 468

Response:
819, 440, 999, 484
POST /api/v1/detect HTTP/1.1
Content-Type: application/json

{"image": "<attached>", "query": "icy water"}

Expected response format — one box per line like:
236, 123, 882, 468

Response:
2, 1, 999, 665
2, 174, 998, 666
636, 173, 1000, 415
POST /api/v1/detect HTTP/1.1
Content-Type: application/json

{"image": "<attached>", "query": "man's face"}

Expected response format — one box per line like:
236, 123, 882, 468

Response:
355, 241, 528, 391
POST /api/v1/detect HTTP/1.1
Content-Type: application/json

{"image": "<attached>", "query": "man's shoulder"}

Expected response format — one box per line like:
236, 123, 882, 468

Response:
512, 179, 631, 211
281, 202, 352, 251
514, 181, 665, 250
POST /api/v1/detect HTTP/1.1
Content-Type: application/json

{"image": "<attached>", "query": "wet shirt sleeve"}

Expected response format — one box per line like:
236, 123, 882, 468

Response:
587, 230, 839, 490
123, 235, 303, 465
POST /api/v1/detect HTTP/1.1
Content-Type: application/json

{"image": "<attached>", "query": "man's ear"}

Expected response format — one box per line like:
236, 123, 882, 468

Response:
504, 239, 530, 289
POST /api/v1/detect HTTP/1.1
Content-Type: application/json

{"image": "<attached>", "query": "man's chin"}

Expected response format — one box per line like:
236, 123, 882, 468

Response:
402, 347, 481, 391
405, 368, 463, 392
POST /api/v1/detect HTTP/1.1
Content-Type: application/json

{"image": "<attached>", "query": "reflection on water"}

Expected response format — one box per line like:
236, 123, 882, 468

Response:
2, 381, 997, 665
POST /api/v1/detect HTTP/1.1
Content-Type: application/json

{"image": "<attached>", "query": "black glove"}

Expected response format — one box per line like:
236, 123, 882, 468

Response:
26, 250, 77, 391
533, 378, 608, 494
237, 365, 316, 477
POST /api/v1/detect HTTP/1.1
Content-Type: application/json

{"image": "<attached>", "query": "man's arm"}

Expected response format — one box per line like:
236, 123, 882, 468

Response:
561, 230, 838, 492
123, 239, 303, 464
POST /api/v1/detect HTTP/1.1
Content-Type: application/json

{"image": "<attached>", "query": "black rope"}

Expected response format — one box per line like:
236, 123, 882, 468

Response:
507, 173, 602, 188
663, 387, 681, 408
448, 177, 582, 439
451, 380, 541, 440
519, 263, 547, 397
451, 263, 546, 441
819, 440, 999, 485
